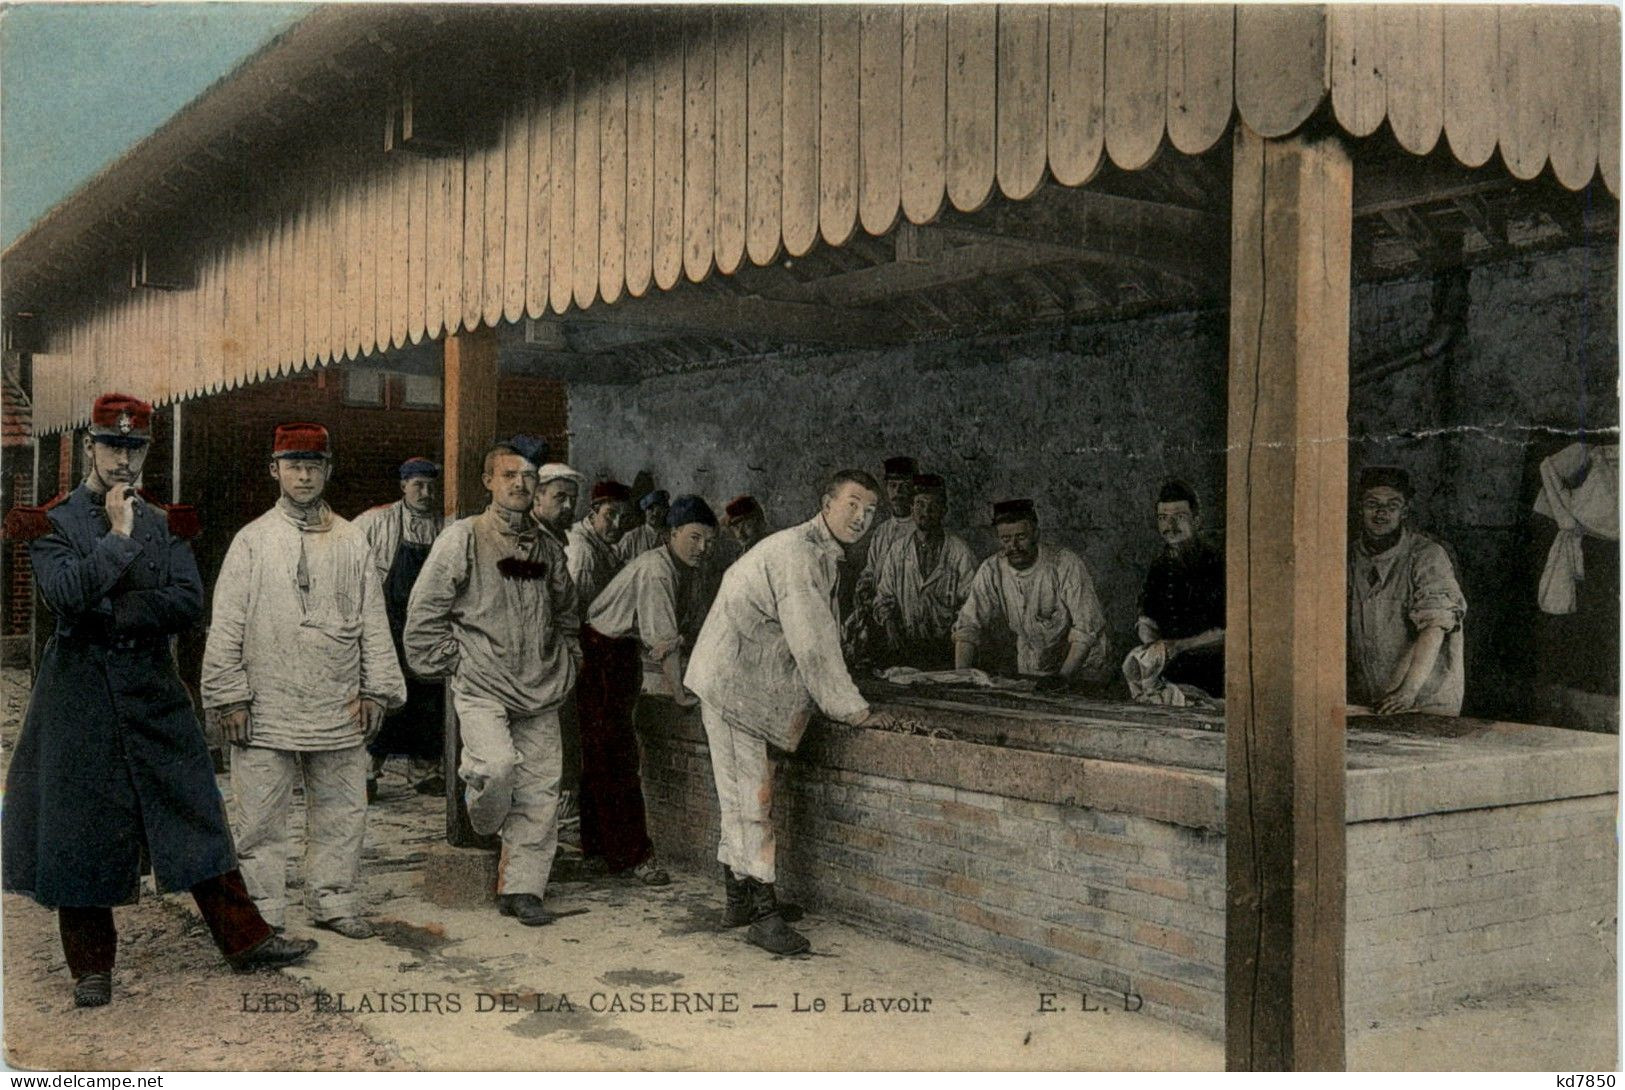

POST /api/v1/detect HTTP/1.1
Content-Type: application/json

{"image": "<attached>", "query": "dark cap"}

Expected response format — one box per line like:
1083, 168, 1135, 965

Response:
992, 498, 1037, 524
1358, 465, 1413, 498
723, 494, 762, 523
508, 434, 550, 467
591, 480, 632, 504
883, 456, 918, 480
1156, 479, 1199, 510
666, 494, 718, 529
398, 457, 440, 480
639, 489, 671, 512
912, 473, 946, 494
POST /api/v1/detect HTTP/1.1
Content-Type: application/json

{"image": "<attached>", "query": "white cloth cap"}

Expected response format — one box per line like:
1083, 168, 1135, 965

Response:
536, 462, 584, 486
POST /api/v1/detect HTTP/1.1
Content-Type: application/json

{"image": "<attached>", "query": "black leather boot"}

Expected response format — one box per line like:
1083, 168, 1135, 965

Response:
723, 867, 805, 927
745, 879, 810, 956
73, 972, 112, 1008
227, 933, 318, 973
722, 866, 753, 928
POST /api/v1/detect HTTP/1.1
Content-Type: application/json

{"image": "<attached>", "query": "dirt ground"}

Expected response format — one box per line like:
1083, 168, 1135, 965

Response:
0, 666, 1616, 1071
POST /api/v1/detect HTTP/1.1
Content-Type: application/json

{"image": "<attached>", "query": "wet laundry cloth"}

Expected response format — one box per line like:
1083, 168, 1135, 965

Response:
1121, 643, 1218, 708
876, 666, 1036, 692
1534, 443, 1619, 615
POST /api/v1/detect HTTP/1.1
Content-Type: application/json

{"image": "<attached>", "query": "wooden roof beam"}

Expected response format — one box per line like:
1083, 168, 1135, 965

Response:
807, 241, 1076, 307
949, 186, 1229, 282
533, 290, 909, 348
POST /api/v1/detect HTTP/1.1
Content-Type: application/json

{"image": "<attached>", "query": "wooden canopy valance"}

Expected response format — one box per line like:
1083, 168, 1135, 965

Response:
26, 4, 1620, 432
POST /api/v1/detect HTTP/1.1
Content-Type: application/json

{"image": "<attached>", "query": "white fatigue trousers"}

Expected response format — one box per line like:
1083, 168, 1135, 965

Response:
452, 688, 561, 899
699, 702, 776, 884
229, 744, 368, 928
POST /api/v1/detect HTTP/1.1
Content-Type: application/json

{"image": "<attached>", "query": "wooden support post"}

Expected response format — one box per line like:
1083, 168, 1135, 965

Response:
1224, 124, 1352, 1071
171, 401, 184, 502
440, 325, 501, 848
442, 325, 501, 518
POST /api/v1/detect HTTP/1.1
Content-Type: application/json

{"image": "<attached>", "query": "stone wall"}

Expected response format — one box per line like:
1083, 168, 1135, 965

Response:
571, 311, 1230, 665
572, 240, 1618, 724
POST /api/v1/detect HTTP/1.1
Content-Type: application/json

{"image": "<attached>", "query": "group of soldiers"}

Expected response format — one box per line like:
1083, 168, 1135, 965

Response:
5, 392, 1471, 1004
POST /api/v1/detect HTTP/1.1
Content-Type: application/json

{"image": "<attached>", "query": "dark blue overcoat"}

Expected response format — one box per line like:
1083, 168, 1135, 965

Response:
3, 486, 237, 907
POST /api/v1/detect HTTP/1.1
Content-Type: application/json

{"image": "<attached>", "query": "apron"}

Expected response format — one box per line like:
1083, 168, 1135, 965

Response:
369, 509, 445, 760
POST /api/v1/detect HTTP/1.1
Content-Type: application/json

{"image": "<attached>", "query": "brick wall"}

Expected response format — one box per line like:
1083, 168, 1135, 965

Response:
636, 698, 1617, 1040
5, 466, 33, 642
639, 698, 1229, 1036
18, 361, 568, 678
1346, 793, 1617, 1023
181, 365, 568, 589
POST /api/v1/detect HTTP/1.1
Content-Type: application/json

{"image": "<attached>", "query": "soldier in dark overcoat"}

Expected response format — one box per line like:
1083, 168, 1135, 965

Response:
3, 392, 316, 1008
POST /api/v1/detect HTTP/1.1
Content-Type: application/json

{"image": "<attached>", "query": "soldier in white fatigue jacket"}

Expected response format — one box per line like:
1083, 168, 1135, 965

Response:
685, 469, 900, 956
403, 439, 583, 927
202, 422, 406, 942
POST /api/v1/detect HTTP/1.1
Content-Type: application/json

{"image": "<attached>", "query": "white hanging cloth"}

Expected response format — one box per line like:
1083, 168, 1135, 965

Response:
1533, 442, 1619, 615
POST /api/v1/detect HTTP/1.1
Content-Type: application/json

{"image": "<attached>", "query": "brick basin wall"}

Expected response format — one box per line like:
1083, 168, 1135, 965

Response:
1347, 794, 1617, 1023
636, 697, 1617, 1040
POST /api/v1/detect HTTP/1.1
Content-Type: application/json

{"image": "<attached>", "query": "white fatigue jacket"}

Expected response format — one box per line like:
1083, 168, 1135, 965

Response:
351, 499, 445, 581
615, 522, 664, 563
872, 531, 979, 643
404, 505, 581, 716
1348, 526, 1467, 715
952, 543, 1108, 676
587, 545, 687, 679
202, 501, 406, 749
566, 518, 624, 612
859, 515, 915, 582
685, 514, 870, 749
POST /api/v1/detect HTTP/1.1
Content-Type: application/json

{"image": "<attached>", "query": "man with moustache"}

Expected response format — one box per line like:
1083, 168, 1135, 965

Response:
404, 440, 583, 925
1348, 466, 1467, 715
203, 423, 405, 942
872, 474, 978, 669
4, 394, 316, 1008
578, 495, 723, 886
567, 480, 633, 612
1133, 480, 1226, 699
686, 470, 899, 956
533, 462, 585, 549
353, 456, 448, 801
952, 499, 1109, 690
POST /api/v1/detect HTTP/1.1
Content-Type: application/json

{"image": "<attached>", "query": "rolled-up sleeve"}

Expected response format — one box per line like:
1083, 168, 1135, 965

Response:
1060, 553, 1110, 672
775, 552, 869, 724
635, 565, 682, 658
1408, 543, 1467, 633
951, 561, 1000, 647
404, 527, 469, 678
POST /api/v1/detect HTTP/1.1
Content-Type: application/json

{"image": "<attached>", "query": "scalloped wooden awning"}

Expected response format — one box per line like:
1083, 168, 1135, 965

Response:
27, 3, 1621, 433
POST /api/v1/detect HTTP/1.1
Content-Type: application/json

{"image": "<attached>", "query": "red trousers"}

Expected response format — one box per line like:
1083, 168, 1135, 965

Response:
58, 869, 271, 978
576, 626, 655, 873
